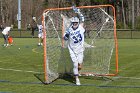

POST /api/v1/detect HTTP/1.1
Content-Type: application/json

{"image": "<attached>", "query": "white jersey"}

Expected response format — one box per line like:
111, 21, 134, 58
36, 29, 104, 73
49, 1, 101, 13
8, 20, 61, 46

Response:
67, 24, 85, 54
37, 25, 43, 38
2, 27, 11, 35
38, 25, 43, 34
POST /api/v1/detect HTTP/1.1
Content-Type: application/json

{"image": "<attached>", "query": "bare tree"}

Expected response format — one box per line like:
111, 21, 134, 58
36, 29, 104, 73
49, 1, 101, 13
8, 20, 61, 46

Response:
0, 0, 140, 29
137, 0, 140, 16
121, 0, 126, 28
132, 0, 135, 29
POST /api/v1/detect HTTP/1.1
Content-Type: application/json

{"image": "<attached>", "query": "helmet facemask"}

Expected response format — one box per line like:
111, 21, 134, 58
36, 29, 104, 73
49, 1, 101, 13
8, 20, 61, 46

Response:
71, 17, 79, 30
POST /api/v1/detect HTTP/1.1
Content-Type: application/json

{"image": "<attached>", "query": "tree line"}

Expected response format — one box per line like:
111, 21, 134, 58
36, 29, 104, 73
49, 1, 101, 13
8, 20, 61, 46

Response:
0, 0, 140, 29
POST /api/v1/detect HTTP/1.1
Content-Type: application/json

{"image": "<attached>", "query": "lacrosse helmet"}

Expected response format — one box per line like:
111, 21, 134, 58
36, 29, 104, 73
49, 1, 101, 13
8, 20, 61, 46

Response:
70, 17, 79, 30
71, 17, 79, 23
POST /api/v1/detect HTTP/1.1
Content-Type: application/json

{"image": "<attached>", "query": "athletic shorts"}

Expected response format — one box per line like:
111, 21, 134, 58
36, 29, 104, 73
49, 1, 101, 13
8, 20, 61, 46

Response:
38, 33, 43, 38
70, 51, 84, 64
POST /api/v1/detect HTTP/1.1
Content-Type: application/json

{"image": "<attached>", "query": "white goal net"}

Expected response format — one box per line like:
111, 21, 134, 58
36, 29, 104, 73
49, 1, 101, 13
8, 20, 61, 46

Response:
41, 5, 118, 84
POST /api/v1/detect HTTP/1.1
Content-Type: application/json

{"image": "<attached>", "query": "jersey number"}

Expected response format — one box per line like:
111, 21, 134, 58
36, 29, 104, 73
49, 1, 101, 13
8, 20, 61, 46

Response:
72, 34, 82, 43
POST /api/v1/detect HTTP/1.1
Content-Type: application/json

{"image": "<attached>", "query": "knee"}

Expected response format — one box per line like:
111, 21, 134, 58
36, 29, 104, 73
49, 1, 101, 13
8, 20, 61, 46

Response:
73, 62, 78, 69
78, 63, 82, 71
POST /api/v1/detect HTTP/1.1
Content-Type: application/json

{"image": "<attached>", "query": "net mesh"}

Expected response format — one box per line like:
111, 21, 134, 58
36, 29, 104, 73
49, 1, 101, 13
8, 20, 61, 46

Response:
43, 5, 117, 83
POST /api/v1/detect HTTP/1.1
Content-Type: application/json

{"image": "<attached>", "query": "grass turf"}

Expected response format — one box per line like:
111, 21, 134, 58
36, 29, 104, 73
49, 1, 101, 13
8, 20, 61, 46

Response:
0, 38, 140, 93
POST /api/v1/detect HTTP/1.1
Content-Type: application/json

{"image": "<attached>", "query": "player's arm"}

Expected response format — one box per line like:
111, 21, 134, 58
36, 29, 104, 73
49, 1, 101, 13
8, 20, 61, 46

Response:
72, 6, 84, 26
64, 30, 70, 41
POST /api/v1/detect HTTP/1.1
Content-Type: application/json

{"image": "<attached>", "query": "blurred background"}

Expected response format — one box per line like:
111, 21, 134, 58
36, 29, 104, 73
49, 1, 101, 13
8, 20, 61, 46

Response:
0, 0, 140, 38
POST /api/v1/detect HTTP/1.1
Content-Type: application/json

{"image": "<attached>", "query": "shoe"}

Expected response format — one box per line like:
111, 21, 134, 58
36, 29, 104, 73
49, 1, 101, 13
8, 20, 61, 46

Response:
79, 74, 81, 76
4, 44, 9, 47
76, 78, 81, 85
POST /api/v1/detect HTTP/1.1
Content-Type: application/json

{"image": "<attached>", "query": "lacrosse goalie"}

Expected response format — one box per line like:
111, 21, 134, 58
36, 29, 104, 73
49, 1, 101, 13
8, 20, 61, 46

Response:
63, 6, 85, 85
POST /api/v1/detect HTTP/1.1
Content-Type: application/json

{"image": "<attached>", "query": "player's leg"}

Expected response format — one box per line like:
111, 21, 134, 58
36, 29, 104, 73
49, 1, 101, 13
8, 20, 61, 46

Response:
31, 27, 35, 38
73, 61, 81, 85
70, 53, 81, 85
68, 47, 82, 85
77, 52, 84, 71
38, 33, 43, 46
3, 34, 8, 47
5, 35, 9, 47
40, 33, 43, 45
3, 34, 6, 46
38, 33, 41, 45
78, 63, 82, 71
38, 38, 41, 45
41, 38, 43, 45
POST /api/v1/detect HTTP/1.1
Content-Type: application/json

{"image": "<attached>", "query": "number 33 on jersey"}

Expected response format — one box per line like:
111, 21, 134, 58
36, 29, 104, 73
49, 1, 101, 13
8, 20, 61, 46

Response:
67, 25, 85, 49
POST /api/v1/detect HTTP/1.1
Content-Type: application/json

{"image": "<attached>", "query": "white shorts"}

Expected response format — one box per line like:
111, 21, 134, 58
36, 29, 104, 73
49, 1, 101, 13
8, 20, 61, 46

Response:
38, 33, 43, 38
70, 51, 83, 64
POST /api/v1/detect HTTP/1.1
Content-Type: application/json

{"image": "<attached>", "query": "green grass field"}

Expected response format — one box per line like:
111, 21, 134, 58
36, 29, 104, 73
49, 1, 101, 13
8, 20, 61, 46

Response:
0, 38, 140, 93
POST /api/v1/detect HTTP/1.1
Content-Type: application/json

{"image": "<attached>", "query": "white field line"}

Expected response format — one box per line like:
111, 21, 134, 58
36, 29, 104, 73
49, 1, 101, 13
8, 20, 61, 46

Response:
32, 48, 40, 54
99, 76, 140, 86
32, 48, 43, 55
112, 76, 140, 80
0, 48, 43, 74
0, 61, 42, 67
0, 60, 23, 65
0, 67, 43, 74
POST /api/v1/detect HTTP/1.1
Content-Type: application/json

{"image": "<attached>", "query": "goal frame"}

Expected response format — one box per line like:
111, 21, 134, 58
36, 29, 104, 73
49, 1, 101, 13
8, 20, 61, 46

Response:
42, 5, 118, 83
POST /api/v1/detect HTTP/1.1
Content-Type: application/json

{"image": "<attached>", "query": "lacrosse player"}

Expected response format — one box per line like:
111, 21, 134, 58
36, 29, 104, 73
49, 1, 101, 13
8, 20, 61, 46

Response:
31, 17, 37, 38
64, 6, 85, 85
2, 26, 13, 47
37, 24, 43, 46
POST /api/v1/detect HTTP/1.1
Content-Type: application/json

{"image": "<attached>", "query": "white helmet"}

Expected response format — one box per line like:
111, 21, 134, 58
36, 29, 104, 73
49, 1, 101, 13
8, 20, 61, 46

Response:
70, 17, 79, 23
70, 17, 79, 30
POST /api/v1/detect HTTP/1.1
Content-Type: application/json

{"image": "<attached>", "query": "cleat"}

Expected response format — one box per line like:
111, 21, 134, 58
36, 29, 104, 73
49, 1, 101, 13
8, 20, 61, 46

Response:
76, 78, 81, 85
38, 43, 41, 46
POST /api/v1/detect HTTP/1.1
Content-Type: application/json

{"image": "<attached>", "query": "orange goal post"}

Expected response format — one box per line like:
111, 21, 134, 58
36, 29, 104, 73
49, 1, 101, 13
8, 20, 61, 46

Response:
41, 5, 118, 84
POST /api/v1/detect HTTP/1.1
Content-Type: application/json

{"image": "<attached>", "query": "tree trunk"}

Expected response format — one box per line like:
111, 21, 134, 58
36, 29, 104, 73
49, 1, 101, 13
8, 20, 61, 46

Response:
132, 0, 135, 29
121, 0, 126, 28
137, 0, 140, 16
